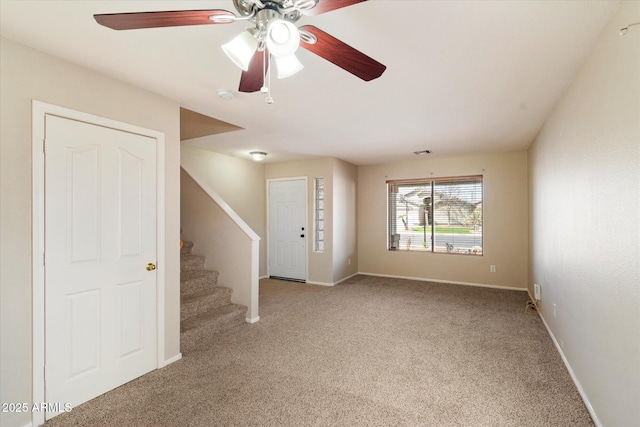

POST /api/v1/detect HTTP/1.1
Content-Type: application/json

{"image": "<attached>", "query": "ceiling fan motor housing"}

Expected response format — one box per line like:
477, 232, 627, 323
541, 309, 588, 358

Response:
233, 0, 306, 24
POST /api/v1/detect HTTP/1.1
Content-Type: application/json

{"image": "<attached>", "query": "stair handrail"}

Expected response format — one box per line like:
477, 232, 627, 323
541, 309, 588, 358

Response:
180, 165, 260, 242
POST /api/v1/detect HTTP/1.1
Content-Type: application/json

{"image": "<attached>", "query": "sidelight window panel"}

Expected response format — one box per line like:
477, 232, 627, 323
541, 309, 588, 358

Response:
314, 177, 325, 252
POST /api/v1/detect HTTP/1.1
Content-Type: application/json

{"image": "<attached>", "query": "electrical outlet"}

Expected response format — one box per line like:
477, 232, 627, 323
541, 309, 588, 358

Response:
534, 283, 541, 300
490, 265, 496, 273
553, 304, 557, 318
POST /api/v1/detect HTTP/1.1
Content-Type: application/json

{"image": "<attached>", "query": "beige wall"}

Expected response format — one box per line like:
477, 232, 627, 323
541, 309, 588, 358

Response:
358, 152, 528, 288
528, 2, 639, 425
0, 38, 181, 427
265, 158, 334, 284
332, 159, 358, 282
181, 146, 266, 277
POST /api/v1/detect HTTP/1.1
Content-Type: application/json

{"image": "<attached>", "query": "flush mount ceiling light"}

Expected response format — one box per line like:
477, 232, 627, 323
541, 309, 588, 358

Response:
217, 89, 235, 99
94, 1, 387, 104
250, 151, 267, 161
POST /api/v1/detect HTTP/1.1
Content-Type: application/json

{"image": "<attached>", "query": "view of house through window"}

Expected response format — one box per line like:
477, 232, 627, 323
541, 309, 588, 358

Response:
388, 176, 483, 254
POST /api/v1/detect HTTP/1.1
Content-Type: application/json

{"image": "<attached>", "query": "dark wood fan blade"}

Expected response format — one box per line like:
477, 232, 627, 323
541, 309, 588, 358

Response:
94, 10, 235, 30
299, 25, 386, 81
302, 0, 368, 16
239, 50, 270, 93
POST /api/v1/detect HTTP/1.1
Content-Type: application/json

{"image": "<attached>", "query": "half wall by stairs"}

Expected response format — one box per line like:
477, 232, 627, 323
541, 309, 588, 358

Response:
180, 167, 260, 322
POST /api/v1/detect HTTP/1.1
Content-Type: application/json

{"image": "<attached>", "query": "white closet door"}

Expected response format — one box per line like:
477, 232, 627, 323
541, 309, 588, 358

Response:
45, 115, 157, 419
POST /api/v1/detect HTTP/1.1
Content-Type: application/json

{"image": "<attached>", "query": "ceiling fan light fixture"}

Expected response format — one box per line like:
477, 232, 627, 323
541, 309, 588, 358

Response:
250, 151, 267, 161
266, 19, 300, 58
222, 30, 258, 71
275, 54, 304, 79
95, 1, 388, 95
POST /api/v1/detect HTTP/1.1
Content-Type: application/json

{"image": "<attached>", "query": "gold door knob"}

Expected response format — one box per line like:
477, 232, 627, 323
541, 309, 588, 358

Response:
146, 263, 156, 271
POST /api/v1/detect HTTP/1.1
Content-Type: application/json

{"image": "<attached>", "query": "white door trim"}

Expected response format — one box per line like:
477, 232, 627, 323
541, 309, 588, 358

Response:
266, 177, 308, 281
31, 101, 166, 426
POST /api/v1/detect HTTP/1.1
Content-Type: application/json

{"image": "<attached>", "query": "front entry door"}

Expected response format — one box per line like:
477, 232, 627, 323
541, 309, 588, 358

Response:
269, 179, 306, 281
44, 115, 158, 419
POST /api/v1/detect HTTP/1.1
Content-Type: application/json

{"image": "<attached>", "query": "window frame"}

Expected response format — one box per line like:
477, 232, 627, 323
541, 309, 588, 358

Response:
313, 177, 325, 253
387, 175, 483, 256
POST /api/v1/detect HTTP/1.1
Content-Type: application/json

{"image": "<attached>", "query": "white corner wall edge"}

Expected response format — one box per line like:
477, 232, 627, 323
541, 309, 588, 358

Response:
528, 289, 602, 427
358, 272, 527, 292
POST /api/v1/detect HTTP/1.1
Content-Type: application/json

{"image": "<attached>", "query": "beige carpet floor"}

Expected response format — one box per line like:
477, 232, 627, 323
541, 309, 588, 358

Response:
45, 275, 592, 426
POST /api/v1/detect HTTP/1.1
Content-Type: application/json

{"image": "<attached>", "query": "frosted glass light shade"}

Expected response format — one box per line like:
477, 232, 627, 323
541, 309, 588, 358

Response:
250, 151, 267, 161
275, 54, 304, 79
222, 30, 258, 71
266, 19, 300, 58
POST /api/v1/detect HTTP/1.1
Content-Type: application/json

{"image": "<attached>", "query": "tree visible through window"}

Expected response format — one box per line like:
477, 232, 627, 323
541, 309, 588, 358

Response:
388, 176, 483, 254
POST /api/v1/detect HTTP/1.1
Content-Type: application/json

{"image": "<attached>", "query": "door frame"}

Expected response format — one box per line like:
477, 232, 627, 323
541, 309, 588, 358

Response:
266, 177, 308, 281
31, 101, 166, 426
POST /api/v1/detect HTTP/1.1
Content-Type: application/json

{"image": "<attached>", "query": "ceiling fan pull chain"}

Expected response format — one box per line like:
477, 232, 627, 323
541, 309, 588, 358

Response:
261, 48, 268, 94
265, 53, 274, 104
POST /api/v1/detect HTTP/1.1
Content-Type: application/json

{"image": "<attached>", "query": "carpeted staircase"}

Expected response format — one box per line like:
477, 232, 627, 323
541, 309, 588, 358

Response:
180, 241, 247, 338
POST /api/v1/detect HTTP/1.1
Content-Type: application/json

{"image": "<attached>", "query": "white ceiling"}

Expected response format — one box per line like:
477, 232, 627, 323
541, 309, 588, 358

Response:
0, 1, 619, 165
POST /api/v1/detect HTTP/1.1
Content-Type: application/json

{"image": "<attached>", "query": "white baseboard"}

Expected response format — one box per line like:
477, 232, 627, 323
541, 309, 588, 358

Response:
358, 272, 527, 292
306, 272, 359, 287
246, 316, 260, 324
536, 309, 602, 427
334, 272, 359, 285
160, 352, 182, 368
305, 281, 334, 287
259, 275, 269, 279
21, 421, 33, 427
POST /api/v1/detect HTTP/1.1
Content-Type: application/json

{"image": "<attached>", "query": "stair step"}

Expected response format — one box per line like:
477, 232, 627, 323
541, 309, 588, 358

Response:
180, 254, 205, 273
181, 303, 247, 334
181, 240, 194, 256
181, 287, 233, 321
178, 240, 249, 348
181, 270, 219, 296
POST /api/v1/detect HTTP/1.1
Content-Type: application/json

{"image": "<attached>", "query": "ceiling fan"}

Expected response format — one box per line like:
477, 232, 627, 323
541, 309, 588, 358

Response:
94, 0, 386, 101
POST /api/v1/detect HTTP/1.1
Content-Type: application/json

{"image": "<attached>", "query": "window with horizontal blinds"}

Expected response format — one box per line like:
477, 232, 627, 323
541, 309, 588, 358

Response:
387, 176, 483, 255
